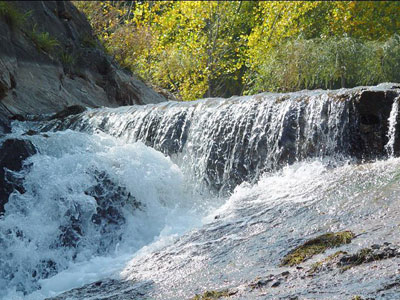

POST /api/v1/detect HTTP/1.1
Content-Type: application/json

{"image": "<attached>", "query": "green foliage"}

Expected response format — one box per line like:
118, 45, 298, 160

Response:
29, 25, 60, 53
280, 231, 354, 267
246, 35, 400, 94
0, 1, 31, 29
59, 52, 76, 67
74, 1, 400, 100
80, 33, 98, 49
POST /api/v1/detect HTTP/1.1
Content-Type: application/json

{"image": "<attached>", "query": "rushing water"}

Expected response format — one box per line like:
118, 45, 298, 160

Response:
1, 84, 400, 299
385, 96, 400, 156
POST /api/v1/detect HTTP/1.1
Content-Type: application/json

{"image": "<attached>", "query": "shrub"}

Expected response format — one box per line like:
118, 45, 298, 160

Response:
245, 35, 400, 94
0, 2, 31, 29
29, 25, 59, 53
59, 52, 76, 67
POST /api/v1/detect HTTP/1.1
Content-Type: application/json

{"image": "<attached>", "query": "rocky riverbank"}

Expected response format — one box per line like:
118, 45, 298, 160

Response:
0, 1, 166, 133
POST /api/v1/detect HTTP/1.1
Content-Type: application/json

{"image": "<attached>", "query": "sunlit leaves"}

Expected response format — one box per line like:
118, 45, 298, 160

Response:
74, 1, 400, 99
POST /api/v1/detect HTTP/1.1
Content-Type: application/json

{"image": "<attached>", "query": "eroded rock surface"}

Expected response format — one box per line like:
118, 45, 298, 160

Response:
0, 1, 166, 119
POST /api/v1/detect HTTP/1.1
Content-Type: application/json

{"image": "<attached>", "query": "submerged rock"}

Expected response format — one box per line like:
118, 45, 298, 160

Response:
0, 138, 36, 214
58, 170, 141, 253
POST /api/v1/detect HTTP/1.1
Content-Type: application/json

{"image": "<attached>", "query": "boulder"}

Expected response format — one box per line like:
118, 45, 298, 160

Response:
0, 138, 36, 214
0, 1, 166, 118
50, 105, 86, 120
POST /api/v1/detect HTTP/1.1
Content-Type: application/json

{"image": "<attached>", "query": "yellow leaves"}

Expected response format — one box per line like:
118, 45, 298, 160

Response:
75, 0, 400, 100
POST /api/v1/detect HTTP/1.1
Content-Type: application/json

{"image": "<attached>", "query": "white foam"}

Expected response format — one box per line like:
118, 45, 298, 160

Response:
0, 130, 210, 299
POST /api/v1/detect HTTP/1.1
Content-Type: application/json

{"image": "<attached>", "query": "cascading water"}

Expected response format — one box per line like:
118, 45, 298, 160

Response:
385, 96, 400, 157
1, 84, 400, 299
0, 129, 214, 299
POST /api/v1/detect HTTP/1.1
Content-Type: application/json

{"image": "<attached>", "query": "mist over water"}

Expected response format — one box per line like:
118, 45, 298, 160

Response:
1, 85, 400, 299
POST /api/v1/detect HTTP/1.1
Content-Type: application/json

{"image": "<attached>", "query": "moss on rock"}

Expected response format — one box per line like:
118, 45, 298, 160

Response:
280, 231, 355, 266
191, 290, 233, 300
308, 250, 348, 274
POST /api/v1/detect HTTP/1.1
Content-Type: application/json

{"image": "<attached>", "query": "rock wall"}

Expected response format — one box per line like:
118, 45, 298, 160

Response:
0, 1, 166, 123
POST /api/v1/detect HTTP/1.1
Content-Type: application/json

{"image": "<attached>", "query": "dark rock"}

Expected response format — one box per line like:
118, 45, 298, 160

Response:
309, 243, 400, 274
338, 244, 400, 270
249, 277, 274, 289
10, 114, 25, 121
23, 130, 38, 136
0, 138, 37, 214
50, 105, 86, 120
0, 109, 11, 134
351, 89, 400, 158
45, 278, 154, 300
281, 271, 290, 277
58, 170, 141, 253
0, 1, 166, 118
271, 281, 281, 287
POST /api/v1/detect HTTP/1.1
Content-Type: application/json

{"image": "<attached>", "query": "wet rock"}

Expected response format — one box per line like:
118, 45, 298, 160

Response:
191, 289, 236, 300
307, 243, 400, 275
281, 271, 290, 277
377, 279, 400, 293
249, 277, 274, 289
308, 251, 348, 274
271, 281, 281, 288
50, 105, 86, 120
280, 231, 354, 266
353, 90, 399, 158
10, 114, 25, 121
0, 138, 36, 214
45, 278, 154, 300
338, 244, 400, 270
0, 110, 10, 134
23, 130, 38, 136
58, 170, 141, 253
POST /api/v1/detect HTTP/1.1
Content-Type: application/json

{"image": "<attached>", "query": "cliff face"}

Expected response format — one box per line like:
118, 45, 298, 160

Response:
0, 1, 166, 121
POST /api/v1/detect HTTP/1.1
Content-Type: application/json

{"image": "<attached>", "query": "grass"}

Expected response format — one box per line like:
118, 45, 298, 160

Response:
280, 231, 355, 267
0, 2, 31, 29
59, 52, 76, 67
29, 25, 59, 53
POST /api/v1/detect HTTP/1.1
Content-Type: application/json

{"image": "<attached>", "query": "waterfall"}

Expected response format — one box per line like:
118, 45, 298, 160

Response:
1, 84, 400, 299
385, 96, 400, 157
35, 85, 400, 192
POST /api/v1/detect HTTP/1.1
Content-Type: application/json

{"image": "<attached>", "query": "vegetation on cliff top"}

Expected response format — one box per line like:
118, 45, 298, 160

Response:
74, 1, 400, 100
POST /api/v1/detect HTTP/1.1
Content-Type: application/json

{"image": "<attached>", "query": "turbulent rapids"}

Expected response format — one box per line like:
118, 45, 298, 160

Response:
1, 84, 400, 299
